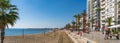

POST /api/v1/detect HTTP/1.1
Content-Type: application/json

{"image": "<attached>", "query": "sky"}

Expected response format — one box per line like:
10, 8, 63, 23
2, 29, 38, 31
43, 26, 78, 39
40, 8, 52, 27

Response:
10, 0, 86, 28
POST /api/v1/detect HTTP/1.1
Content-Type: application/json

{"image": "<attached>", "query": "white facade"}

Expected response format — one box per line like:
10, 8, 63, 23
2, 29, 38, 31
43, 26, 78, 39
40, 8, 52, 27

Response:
117, 0, 120, 24
87, 0, 120, 30
87, 0, 98, 30
100, 0, 115, 27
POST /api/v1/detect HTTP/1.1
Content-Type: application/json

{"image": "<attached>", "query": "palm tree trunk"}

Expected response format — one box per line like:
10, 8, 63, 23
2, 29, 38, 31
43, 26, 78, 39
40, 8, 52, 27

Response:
1, 25, 5, 43
108, 23, 111, 27
98, 0, 101, 31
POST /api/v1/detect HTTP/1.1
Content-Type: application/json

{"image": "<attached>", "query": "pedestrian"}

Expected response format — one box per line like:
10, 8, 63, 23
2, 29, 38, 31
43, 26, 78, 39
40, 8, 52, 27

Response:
102, 25, 105, 34
104, 28, 110, 40
109, 28, 113, 39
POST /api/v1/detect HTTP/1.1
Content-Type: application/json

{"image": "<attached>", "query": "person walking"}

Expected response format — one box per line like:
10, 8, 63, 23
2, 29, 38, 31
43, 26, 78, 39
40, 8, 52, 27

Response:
104, 28, 110, 40
109, 28, 113, 39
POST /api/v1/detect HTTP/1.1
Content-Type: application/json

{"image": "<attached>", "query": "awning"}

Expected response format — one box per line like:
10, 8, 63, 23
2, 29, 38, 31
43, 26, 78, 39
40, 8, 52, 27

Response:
108, 24, 120, 28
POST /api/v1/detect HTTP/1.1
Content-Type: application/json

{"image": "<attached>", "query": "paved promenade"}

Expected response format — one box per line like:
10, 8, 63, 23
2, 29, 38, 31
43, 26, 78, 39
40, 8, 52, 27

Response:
65, 30, 96, 43
83, 32, 120, 43
65, 30, 120, 43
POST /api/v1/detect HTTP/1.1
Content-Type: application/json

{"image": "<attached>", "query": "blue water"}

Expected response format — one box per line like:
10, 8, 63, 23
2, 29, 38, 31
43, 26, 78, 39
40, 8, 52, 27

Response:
5, 28, 52, 36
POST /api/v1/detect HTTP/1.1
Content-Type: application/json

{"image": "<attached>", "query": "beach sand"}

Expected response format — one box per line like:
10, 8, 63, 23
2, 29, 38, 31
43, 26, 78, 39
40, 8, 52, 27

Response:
2, 30, 74, 43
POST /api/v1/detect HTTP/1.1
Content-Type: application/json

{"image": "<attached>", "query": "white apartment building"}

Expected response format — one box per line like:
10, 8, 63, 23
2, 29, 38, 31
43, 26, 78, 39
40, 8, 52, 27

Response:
100, 0, 116, 26
87, 0, 98, 30
117, 0, 120, 24
87, 0, 120, 30
80, 17, 83, 29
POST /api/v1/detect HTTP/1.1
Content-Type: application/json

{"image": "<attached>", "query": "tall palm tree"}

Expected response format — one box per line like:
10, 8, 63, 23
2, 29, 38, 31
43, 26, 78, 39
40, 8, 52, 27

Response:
96, 0, 102, 31
0, 0, 19, 43
65, 24, 71, 30
72, 21, 76, 30
86, 23, 90, 31
86, 23, 90, 28
106, 17, 112, 26
91, 19, 96, 29
74, 14, 81, 30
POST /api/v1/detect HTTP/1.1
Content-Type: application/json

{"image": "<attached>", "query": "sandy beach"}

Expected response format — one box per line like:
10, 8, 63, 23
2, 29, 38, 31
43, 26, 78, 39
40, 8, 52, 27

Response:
2, 30, 74, 43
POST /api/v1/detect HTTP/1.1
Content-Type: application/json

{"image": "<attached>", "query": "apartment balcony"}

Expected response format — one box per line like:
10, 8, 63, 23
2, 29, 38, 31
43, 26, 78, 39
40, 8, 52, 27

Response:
94, 1, 97, 4
93, 0, 97, 3
118, 21, 120, 24
101, 0, 105, 2
101, 4, 106, 8
92, 13, 97, 17
101, 18, 105, 20
92, 5, 97, 10
118, 4, 120, 9
93, 9, 97, 13
118, 15, 120, 21
93, 16, 97, 19
93, 7, 97, 11
118, 10, 120, 14
100, 0, 106, 5
101, 9, 105, 13
101, 22, 106, 25
101, 7, 105, 11
101, 11, 105, 15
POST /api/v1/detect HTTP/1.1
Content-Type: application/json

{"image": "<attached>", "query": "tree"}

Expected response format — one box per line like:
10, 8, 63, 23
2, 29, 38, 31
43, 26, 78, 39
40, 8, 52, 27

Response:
91, 19, 96, 29
96, 0, 102, 31
106, 17, 112, 26
65, 24, 71, 30
86, 23, 90, 28
86, 23, 90, 32
74, 14, 81, 30
0, 0, 19, 43
71, 21, 76, 30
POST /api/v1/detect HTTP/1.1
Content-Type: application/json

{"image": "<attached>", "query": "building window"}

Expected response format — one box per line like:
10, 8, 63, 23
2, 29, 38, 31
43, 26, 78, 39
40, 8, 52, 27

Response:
118, 4, 120, 8
102, 20, 105, 22
118, 15, 120, 19
118, 11, 120, 14
101, 0, 105, 2
118, 21, 120, 24
102, 12, 105, 14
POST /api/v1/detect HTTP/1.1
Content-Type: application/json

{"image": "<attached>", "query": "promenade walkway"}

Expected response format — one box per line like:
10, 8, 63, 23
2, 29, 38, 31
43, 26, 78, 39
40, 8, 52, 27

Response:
65, 30, 120, 43
83, 32, 120, 43
65, 30, 96, 43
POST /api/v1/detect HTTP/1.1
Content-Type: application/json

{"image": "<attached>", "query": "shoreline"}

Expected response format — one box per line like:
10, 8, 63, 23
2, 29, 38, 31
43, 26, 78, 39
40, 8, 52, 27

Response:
5, 29, 53, 37
6, 30, 52, 37
3, 30, 74, 43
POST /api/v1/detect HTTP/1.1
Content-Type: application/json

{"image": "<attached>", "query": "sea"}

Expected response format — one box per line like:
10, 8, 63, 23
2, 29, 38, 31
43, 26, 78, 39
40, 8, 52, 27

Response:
3, 28, 52, 36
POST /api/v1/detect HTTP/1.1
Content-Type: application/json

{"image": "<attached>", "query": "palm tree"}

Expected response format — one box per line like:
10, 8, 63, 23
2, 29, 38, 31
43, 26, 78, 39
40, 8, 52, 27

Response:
91, 19, 96, 29
65, 24, 71, 30
0, 0, 19, 43
86, 23, 90, 32
96, 0, 102, 31
74, 14, 81, 30
106, 17, 112, 27
71, 21, 76, 30
86, 23, 90, 28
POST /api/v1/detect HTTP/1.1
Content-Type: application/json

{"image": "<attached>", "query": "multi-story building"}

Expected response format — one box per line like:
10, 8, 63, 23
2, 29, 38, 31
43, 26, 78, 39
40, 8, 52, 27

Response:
100, 0, 116, 27
117, 0, 120, 24
87, 0, 98, 31
87, 0, 120, 30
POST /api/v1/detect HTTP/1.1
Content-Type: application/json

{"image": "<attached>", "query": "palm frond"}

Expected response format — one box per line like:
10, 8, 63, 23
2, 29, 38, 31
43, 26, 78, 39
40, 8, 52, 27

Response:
9, 11, 19, 15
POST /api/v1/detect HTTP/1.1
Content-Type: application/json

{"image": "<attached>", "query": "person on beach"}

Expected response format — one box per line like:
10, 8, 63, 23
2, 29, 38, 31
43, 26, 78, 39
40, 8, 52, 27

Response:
104, 28, 110, 40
